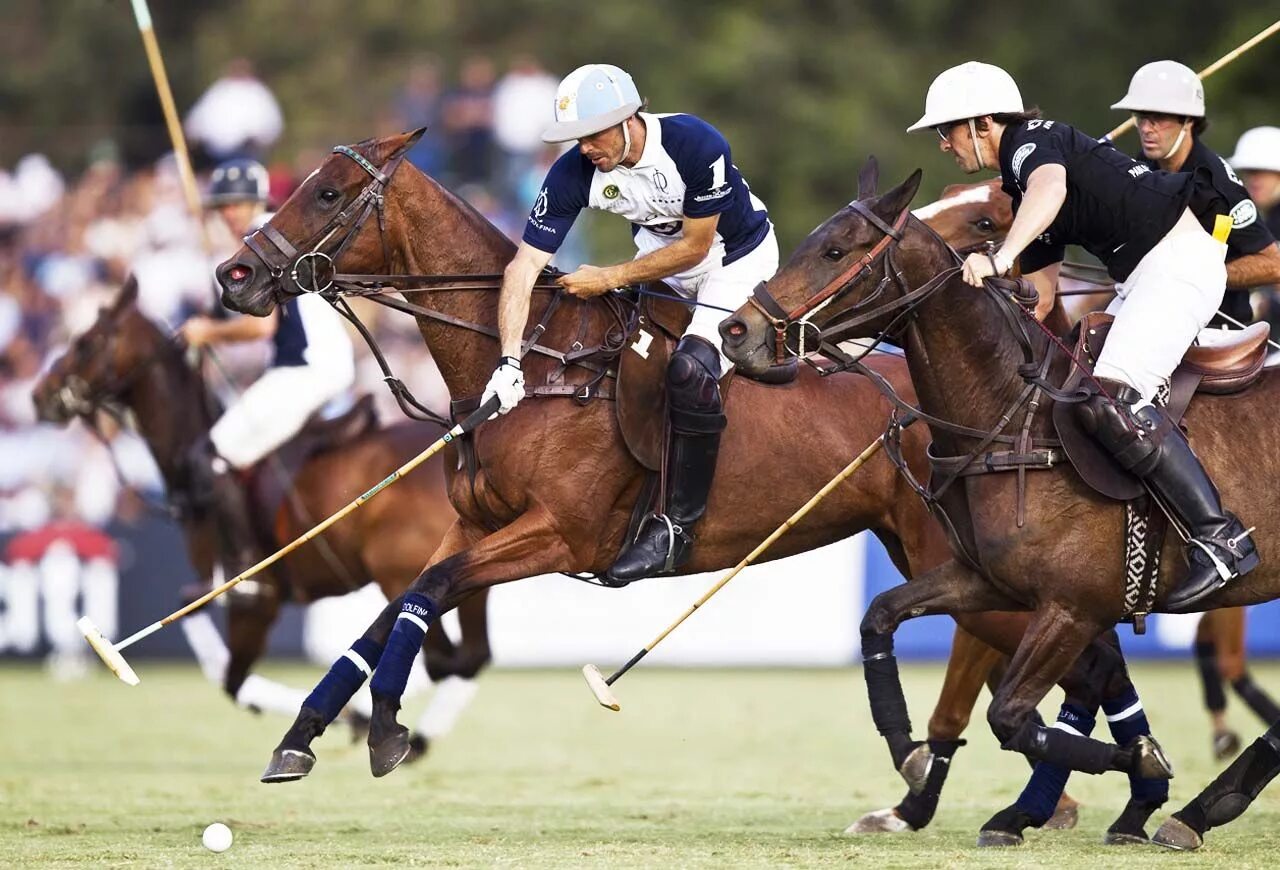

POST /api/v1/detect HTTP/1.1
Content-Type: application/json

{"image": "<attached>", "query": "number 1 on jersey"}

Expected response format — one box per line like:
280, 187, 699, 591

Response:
709, 155, 726, 190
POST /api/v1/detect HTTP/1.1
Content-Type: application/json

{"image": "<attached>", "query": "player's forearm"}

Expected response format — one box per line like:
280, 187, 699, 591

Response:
498, 259, 540, 359
1226, 244, 1280, 290
1000, 173, 1067, 266
610, 239, 708, 286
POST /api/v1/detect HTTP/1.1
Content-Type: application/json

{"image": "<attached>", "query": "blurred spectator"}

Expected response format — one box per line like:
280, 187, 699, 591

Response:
391, 56, 447, 177
491, 55, 557, 209
441, 55, 497, 187
184, 58, 284, 165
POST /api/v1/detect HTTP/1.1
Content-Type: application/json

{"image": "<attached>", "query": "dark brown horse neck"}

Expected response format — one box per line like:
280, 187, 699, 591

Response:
895, 218, 1053, 453
381, 167, 520, 401
110, 309, 214, 482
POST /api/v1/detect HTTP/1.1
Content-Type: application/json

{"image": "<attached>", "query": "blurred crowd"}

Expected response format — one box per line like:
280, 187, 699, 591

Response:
0, 53, 587, 534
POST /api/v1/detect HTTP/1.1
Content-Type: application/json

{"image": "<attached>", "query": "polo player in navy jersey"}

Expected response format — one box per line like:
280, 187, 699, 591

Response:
482, 63, 779, 584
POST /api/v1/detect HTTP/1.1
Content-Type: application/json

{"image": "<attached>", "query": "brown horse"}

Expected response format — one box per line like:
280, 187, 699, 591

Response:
216, 131, 1158, 841
932, 179, 1280, 767
719, 165, 1280, 850
32, 277, 488, 759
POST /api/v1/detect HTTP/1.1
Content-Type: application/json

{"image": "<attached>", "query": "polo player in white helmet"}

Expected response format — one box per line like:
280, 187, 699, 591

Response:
910, 61, 1258, 612
1231, 126, 1280, 240
482, 63, 778, 584
1113, 61, 1280, 325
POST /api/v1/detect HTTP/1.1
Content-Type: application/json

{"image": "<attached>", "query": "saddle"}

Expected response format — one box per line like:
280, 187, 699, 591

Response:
1052, 312, 1270, 500
248, 394, 380, 545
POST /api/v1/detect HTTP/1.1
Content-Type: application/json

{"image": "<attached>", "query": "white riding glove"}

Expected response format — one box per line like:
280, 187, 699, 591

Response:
481, 356, 525, 417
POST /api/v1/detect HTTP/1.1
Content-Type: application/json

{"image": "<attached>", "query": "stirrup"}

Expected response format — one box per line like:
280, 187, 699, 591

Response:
633, 512, 685, 574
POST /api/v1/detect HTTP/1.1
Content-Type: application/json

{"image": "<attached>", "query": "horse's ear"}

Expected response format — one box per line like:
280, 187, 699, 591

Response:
874, 169, 923, 220
857, 156, 880, 200
113, 274, 139, 311
381, 127, 427, 164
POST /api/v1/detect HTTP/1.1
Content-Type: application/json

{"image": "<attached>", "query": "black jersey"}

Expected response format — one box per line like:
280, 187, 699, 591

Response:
1139, 138, 1275, 262
999, 120, 1195, 281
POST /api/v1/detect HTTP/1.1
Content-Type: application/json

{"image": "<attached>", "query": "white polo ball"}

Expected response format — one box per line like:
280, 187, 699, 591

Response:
202, 822, 233, 853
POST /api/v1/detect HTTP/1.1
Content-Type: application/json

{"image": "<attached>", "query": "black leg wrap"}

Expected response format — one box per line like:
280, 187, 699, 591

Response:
1002, 720, 1121, 775
1196, 640, 1227, 713
895, 739, 965, 830
1107, 796, 1164, 840
863, 634, 913, 744
1233, 674, 1280, 726
1178, 726, 1280, 835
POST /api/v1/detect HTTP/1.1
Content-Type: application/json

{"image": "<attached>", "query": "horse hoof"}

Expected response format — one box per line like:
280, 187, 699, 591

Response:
403, 733, 430, 765
1102, 830, 1149, 846
976, 829, 1024, 848
1213, 729, 1241, 761
1133, 735, 1174, 780
1042, 802, 1079, 831
843, 808, 913, 834
260, 747, 316, 783
369, 725, 411, 778
1151, 816, 1203, 851
898, 743, 933, 795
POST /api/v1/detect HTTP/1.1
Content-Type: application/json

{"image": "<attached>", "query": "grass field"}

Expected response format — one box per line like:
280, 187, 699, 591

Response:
5, 661, 1280, 868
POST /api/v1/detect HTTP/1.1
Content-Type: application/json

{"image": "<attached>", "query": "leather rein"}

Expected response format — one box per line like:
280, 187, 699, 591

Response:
237, 145, 638, 427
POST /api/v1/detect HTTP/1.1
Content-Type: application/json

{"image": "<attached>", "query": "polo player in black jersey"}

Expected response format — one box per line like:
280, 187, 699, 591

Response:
910, 61, 1259, 613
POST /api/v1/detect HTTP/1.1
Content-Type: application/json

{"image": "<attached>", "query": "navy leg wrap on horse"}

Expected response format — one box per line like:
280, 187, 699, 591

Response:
1104, 687, 1167, 804
1195, 640, 1227, 712
304, 636, 384, 724
896, 739, 965, 829
862, 632, 915, 764
369, 593, 438, 702
1233, 673, 1280, 726
1015, 704, 1095, 825
1177, 724, 1280, 836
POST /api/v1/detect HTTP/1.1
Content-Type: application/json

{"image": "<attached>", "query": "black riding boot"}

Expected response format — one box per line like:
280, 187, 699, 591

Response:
1076, 380, 1258, 612
186, 438, 259, 584
607, 336, 726, 585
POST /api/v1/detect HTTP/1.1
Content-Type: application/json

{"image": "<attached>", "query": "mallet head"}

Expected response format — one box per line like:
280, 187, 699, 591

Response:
582, 664, 620, 711
78, 616, 140, 686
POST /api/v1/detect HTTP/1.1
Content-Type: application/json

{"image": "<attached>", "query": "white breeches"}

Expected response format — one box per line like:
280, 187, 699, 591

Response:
1093, 209, 1228, 407
210, 363, 354, 469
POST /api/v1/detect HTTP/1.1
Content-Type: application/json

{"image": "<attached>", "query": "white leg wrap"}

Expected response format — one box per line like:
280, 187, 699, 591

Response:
180, 612, 230, 684
234, 673, 308, 717
415, 676, 479, 739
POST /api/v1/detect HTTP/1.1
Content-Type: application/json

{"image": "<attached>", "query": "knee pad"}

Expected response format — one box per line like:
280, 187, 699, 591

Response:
667, 336, 726, 434
1073, 379, 1167, 475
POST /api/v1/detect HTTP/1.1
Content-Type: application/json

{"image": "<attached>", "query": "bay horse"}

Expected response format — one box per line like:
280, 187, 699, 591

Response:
217, 131, 1161, 842
927, 178, 1280, 766
32, 277, 488, 760
718, 164, 1280, 850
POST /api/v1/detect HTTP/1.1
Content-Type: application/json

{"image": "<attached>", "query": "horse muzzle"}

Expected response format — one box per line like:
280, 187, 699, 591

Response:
217, 258, 277, 316
719, 308, 776, 377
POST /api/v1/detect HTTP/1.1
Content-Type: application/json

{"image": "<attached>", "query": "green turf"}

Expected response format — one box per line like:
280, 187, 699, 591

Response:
4, 661, 1280, 868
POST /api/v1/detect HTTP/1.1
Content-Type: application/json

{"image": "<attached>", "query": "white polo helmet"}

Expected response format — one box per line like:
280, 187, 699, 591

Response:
542, 64, 642, 143
1111, 60, 1204, 117
907, 61, 1025, 132
1229, 126, 1280, 173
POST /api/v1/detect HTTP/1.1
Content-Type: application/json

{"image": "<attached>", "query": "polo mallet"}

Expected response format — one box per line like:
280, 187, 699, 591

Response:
79, 396, 499, 685
583, 432, 887, 710
1103, 18, 1280, 142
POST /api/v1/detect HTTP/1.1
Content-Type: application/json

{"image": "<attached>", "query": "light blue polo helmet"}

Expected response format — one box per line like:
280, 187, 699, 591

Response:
541, 64, 643, 143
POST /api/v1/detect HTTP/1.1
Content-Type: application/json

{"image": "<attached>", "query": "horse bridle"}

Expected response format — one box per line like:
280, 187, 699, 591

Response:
748, 201, 911, 363
243, 145, 409, 295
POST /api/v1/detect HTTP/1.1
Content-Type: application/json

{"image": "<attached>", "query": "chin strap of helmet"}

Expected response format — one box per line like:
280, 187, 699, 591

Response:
620, 117, 633, 167
969, 118, 985, 170
1162, 119, 1193, 161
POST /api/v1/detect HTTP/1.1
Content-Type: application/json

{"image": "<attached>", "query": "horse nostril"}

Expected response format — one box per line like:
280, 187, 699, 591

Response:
719, 317, 747, 344
228, 264, 251, 282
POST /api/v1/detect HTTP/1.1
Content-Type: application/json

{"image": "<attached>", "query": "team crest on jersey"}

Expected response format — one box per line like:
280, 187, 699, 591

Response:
533, 187, 549, 219
1025, 120, 1054, 131
1011, 143, 1036, 181
1127, 164, 1151, 178
1231, 199, 1258, 229
603, 184, 621, 199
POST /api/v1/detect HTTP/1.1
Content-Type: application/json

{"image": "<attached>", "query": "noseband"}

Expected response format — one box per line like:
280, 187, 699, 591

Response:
243, 145, 408, 295
749, 201, 910, 362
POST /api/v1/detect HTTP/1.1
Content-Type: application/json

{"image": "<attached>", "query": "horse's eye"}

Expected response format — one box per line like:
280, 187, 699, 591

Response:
823, 248, 846, 261
976, 217, 995, 233
317, 188, 340, 204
